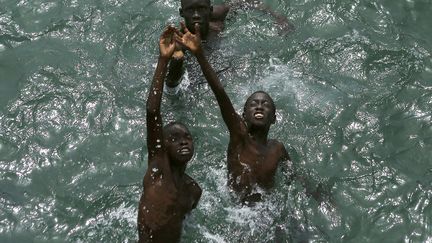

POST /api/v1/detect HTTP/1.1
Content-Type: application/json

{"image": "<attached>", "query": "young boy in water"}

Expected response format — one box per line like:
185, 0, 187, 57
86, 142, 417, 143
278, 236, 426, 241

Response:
166, 0, 229, 89
166, 0, 293, 90
138, 26, 201, 242
174, 23, 289, 204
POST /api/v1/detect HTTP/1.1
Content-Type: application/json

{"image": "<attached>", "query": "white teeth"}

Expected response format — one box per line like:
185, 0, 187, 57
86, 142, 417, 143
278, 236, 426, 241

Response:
254, 113, 264, 119
179, 148, 190, 155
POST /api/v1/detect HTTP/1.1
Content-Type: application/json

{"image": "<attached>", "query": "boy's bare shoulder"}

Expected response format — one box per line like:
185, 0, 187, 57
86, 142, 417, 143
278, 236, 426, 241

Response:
268, 139, 285, 149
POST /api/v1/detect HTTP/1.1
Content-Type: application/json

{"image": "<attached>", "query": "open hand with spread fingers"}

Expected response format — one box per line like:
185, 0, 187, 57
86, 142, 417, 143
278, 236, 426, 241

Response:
174, 22, 203, 55
159, 25, 177, 59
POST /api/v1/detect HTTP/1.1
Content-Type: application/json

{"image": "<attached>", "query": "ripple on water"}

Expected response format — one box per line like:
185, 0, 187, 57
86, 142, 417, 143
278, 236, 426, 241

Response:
1, 0, 432, 241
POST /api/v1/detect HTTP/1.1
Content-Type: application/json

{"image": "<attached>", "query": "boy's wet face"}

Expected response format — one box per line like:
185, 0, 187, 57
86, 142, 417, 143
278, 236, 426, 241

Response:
180, 0, 212, 38
164, 124, 194, 165
243, 92, 276, 128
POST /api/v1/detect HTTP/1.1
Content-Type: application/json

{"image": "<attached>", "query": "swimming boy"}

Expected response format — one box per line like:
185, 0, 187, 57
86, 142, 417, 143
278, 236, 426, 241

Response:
166, 0, 229, 89
138, 27, 202, 242
166, 0, 293, 90
174, 23, 289, 204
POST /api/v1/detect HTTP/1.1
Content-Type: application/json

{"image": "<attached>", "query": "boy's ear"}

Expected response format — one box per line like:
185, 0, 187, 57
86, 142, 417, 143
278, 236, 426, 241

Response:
271, 114, 276, 124
179, 8, 184, 17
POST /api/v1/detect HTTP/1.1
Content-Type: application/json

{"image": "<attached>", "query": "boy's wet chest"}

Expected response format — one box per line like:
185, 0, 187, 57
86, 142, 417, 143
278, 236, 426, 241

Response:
238, 142, 281, 177
146, 176, 198, 213
173, 182, 198, 212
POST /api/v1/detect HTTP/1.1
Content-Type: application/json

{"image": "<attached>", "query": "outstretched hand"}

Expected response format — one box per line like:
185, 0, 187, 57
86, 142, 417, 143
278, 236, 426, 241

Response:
174, 22, 203, 55
159, 26, 177, 59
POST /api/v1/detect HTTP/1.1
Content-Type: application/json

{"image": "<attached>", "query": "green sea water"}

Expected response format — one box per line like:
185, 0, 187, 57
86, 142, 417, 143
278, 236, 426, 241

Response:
1, 0, 431, 242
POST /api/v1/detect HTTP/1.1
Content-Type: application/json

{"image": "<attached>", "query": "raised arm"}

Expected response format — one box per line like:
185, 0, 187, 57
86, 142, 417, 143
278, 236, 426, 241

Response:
146, 27, 176, 162
255, 2, 294, 34
165, 46, 184, 88
174, 23, 244, 138
229, 0, 294, 34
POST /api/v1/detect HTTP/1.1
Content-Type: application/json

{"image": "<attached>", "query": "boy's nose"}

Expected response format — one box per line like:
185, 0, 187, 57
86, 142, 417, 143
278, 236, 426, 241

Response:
192, 10, 200, 19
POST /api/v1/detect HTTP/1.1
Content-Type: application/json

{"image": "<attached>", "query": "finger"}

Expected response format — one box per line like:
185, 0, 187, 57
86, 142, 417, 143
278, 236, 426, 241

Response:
180, 22, 189, 33
167, 24, 178, 34
175, 41, 187, 50
173, 35, 189, 50
169, 33, 175, 45
172, 27, 184, 38
173, 34, 184, 45
174, 42, 182, 51
194, 23, 200, 39
161, 26, 172, 40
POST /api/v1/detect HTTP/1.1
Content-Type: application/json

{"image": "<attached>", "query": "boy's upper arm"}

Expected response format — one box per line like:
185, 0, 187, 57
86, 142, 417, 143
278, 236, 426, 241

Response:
146, 107, 164, 162
194, 52, 244, 140
216, 93, 245, 138
146, 58, 168, 162
166, 56, 184, 88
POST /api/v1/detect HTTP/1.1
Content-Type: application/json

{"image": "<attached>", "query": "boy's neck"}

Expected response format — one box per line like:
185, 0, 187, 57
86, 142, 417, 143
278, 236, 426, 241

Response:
248, 128, 270, 145
171, 163, 187, 183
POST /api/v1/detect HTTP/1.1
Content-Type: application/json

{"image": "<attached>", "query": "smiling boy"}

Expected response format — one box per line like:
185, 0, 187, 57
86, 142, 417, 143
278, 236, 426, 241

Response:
138, 27, 201, 242
174, 24, 290, 204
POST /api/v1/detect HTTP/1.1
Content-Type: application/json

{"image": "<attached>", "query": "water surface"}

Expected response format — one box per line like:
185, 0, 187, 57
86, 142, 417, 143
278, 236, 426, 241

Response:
1, 0, 431, 242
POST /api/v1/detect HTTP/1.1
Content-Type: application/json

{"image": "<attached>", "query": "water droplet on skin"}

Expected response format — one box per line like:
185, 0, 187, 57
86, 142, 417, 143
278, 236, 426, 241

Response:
156, 145, 161, 148
152, 167, 158, 173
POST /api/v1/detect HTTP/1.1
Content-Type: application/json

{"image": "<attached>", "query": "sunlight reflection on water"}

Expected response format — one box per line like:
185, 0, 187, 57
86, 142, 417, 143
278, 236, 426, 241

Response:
1, 0, 432, 241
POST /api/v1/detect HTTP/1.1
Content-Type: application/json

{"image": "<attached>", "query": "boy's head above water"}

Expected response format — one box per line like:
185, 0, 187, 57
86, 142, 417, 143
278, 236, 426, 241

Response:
180, 0, 213, 39
243, 91, 276, 129
163, 122, 195, 165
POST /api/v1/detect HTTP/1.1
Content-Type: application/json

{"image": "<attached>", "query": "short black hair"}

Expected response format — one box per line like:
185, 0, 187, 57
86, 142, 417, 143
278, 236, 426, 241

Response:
164, 121, 188, 132
180, 0, 211, 7
163, 121, 190, 138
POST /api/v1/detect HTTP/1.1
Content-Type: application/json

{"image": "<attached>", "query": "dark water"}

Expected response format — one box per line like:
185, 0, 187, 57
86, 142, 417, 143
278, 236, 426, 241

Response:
1, 0, 431, 242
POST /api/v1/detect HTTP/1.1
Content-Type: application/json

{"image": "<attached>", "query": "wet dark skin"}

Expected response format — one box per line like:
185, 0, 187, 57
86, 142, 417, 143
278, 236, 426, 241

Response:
138, 27, 201, 242
166, 0, 228, 88
174, 24, 289, 204
167, 0, 293, 88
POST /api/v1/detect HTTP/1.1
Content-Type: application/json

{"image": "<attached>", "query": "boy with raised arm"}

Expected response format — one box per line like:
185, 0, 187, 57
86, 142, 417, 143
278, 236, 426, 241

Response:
166, 0, 293, 91
174, 23, 289, 204
138, 27, 201, 242
166, 0, 229, 89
